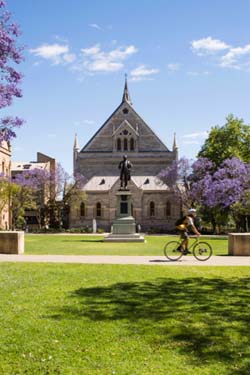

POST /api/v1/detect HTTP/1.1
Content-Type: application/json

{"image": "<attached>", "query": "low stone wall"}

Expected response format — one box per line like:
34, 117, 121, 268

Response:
228, 233, 250, 255
0, 231, 24, 254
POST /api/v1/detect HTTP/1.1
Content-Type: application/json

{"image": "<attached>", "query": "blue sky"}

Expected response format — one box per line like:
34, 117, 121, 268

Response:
7, 0, 250, 174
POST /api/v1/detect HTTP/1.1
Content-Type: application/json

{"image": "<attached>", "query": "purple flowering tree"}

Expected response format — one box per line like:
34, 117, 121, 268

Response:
0, 1, 24, 142
189, 157, 250, 232
158, 157, 193, 213
12, 168, 51, 228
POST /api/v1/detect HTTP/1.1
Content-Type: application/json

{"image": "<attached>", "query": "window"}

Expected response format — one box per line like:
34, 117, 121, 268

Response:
149, 201, 155, 217
124, 138, 128, 151
96, 202, 101, 217
2, 162, 4, 173
130, 138, 135, 151
117, 138, 121, 151
80, 202, 85, 217
166, 201, 171, 217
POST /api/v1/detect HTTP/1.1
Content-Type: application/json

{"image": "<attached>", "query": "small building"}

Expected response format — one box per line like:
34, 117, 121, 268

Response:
71, 79, 181, 232
11, 152, 56, 229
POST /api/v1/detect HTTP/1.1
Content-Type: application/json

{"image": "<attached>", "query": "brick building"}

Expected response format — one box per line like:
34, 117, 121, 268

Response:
71, 79, 181, 232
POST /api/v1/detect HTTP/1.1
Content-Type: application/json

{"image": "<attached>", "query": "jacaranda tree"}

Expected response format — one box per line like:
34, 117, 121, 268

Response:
158, 157, 193, 213
0, 0, 24, 142
189, 157, 250, 232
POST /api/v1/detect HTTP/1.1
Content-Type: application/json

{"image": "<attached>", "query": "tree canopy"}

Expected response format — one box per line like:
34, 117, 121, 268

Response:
198, 114, 250, 166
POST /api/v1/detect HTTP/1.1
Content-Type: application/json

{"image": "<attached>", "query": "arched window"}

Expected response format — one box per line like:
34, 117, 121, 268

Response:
96, 202, 101, 217
117, 138, 121, 151
149, 201, 155, 217
124, 138, 128, 151
80, 202, 85, 217
166, 201, 171, 217
2, 161, 5, 173
130, 138, 134, 151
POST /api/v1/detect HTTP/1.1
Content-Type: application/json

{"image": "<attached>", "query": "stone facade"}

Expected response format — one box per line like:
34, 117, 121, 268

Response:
0, 140, 11, 229
72, 80, 181, 232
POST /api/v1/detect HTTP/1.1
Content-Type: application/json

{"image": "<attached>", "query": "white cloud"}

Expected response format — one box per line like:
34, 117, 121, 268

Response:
191, 36, 250, 71
220, 44, 250, 69
167, 63, 181, 72
191, 37, 230, 56
89, 23, 101, 30
30, 43, 76, 65
30, 41, 138, 75
183, 131, 208, 139
130, 65, 159, 79
81, 44, 138, 73
187, 71, 210, 76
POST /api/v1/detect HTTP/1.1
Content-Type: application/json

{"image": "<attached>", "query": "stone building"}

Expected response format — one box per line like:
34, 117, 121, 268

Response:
72, 79, 181, 232
0, 139, 11, 229
11, 152, 56, 229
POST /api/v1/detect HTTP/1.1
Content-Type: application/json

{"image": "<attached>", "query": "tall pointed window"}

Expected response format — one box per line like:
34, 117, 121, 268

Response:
96, 202, 102, 217
150, 201, 155, 217
117, 138, 121, 151
124, 138, 128, 151
166, 201, 171, 217
80, 202, 85, 217
130, 138, 135, 151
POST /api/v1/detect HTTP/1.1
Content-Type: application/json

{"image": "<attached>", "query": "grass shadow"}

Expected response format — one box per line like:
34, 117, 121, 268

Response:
50, 276, 250, 373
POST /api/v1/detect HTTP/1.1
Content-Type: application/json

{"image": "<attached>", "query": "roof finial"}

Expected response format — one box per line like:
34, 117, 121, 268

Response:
122, 74, 132, 105
173, 132, 178, 151
74, 133, 79, 151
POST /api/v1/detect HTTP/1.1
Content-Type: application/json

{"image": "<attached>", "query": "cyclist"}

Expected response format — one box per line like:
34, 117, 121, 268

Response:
176, 208, 201, 254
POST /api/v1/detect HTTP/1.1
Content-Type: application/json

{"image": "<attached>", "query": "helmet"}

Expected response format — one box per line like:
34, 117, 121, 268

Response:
188, 208, 196, 215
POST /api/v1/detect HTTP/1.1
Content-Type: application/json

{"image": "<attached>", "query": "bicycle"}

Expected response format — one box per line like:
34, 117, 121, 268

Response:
163, 236, 213, 261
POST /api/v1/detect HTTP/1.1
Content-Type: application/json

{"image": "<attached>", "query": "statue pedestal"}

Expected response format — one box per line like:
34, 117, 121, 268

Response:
105, 191, 144, 243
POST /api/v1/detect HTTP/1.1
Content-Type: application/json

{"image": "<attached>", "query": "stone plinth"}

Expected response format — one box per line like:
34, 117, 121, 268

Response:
105, 190, 145, 242
0, 231, 24, 254
228, 233, 250, 255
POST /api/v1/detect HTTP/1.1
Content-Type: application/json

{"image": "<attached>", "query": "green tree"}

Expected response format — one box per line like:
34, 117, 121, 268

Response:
198, 114, 250, 166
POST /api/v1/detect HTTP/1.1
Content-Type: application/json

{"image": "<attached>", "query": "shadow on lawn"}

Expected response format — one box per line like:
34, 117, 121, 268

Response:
51, 277, 250, 374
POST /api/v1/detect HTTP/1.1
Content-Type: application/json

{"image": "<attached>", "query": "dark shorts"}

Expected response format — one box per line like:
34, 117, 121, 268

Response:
179, 230, 188, 240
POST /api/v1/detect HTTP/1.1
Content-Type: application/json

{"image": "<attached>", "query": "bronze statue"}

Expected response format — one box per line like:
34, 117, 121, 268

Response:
119, 155, 132, 190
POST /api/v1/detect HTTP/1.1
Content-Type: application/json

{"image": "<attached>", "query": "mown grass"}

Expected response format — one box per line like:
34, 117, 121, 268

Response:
25, 234, 228, 256
0, 264, 250, 375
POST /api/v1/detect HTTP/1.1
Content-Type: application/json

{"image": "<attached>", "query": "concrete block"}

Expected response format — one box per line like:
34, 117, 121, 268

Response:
0, 231, 24, 254
228, 233, 250, 255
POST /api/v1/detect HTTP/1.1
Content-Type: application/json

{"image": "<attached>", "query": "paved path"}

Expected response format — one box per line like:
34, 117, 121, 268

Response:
0, 254, 250, 266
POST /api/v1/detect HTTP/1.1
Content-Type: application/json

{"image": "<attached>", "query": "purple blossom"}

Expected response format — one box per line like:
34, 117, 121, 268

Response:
0, 1, 24, 142
13, 168, 50, 190
190, 157, 250, 209
158, 157, 192, 187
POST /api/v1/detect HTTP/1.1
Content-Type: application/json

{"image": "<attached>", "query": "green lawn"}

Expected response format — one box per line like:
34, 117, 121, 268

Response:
1, 264, 250, 374
25, 234, 228, 256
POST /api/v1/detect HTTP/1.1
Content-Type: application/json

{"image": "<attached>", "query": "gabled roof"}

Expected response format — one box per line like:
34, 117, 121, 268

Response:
112, 119, 139, 137
80, 78, 169, 153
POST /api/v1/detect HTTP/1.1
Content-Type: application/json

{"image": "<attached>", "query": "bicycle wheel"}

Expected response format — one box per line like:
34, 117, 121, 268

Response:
193, 241, 212, 261
164, 241, 183, 261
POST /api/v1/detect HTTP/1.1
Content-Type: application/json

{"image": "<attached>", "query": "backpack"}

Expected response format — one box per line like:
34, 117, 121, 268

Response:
175, 216, 186, 227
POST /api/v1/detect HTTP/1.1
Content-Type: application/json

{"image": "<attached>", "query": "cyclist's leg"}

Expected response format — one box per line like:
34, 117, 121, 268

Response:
179, 230, 188, 250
